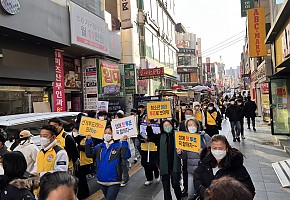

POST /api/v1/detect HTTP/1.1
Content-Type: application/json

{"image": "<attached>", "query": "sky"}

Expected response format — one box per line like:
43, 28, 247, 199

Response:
175, 0, 246, 69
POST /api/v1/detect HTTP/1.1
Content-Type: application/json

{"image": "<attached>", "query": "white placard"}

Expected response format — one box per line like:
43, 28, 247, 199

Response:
140, 122, 161, 138
97, 101, 109, 112
111, 115, 138, 140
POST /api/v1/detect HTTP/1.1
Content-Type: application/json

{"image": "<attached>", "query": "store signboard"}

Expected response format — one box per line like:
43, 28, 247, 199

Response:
282, 23, 290, 58
137, 67, 164, 80
70, 2, 109, 54
240, 0, 254, 17
120, 0, 133, 29
53, 50, 66, 112
124, 64, 136, 94
99, 60, 121, 95
83, 59, 98, 111
261, 82, 269, 94
248, 8, 267, 57
206, 57, 210, 73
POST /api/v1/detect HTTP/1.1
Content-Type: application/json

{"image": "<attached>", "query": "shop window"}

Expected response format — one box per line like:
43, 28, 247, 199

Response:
71, 0, 104, 19
145, 29, 154, 59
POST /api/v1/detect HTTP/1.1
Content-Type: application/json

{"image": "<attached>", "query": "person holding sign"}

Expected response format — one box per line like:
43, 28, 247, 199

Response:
85, 126, 131, 200
176, 118, 211, 200
193, 135, 255, 200
147, 120, 182, 200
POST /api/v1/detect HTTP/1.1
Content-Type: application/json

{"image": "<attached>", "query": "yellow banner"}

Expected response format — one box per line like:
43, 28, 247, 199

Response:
79, 117, 107, 139
175, 131, 201, 153
261, 94, 269, 105
248, 8, 267, 57
147, 101, 171, 119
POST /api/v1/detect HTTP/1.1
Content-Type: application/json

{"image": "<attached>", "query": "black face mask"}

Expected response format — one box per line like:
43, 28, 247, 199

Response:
137, 110, 141, 114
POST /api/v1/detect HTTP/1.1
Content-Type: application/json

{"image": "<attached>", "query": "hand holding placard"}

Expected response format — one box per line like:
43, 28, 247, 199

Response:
175, 131, 201, 153
111, 115, 138, 140
79, 117, 107, 139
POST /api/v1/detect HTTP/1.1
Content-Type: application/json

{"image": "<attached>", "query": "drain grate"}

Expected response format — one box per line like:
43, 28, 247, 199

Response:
272, 159, 290, 188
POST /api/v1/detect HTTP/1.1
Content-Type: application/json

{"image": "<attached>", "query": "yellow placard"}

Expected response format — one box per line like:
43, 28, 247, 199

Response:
147, 101, 172, 119
175, 131, 201, 153
248, 8, 267, 57
79, 116, 107, 139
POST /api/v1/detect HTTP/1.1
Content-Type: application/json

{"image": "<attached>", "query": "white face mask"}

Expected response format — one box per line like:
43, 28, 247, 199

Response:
211, 150, 227, 160
188, 126, 197, 133
104, 133, 113, 142
40, 137, 52, 149
230, 101, 235, 105
185, 115, 193, 120
72, 131, 79, 137
99, 116, 105, 120
238, 103, 242, 106
208, 107, 213, 111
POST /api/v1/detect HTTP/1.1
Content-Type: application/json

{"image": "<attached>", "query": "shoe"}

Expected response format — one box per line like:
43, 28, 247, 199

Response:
120, 181, 128, 187
134, 158, 138, 164
155, 176, 161, 182
253, 127, 256, 131
247, 127, 250, 129
242, 136, 245, 139
233, 138, 236, 142
144, 181, 153, 186
236, 137, 240, 142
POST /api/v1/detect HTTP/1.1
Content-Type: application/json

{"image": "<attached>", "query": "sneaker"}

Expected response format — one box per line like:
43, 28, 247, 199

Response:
144, 181, 153, 186
236, 137, 240, 142
155, 176, 161, 182
233, 138, 236, 142
134, 158, 138, 164
253, 127, 256, 131
120, 181, 128, 187
242, 136, 245, 139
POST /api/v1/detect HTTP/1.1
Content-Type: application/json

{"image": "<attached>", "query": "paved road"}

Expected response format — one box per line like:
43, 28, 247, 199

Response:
87, 118, 290, 200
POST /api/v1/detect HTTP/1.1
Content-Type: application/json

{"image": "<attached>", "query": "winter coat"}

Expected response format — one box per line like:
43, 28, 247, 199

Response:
193, 148, 255, 200
14, 140, 39, 173
204, 108, 222, 130
225, 105, 243, 122
179, 132, 211, 174
0, 175, 39, 200
244, 100, 257, 118
85, 139, 131, 184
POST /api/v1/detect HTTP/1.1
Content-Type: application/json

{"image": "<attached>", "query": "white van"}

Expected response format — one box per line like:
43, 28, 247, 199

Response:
0, 112, 79, 148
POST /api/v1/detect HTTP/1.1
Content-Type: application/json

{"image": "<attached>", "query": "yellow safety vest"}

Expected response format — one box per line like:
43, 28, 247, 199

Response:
207, 112, 217, 126
37, 145, 62, 173
80, 138, 93, 166
141, 142, 158, 151
195, 109, 203, 122
56, 130, 73, 169
219, 101, 223, 108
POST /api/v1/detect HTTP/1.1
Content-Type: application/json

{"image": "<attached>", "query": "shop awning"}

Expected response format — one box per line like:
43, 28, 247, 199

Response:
271, 57, 290, 78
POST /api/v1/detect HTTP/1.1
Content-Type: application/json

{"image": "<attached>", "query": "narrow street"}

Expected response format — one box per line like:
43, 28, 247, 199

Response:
88, 118, 290, 200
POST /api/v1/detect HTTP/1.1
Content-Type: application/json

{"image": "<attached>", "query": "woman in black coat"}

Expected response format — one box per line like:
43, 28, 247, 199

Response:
193, 135, 255, 200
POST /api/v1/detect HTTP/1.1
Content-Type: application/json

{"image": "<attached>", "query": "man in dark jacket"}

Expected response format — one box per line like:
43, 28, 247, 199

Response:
237, 98, 245, 139
244, 96, 257, 131
225, 99, 243, 142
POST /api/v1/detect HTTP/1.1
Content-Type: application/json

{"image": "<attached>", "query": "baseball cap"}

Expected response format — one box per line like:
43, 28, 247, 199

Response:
19, 130, 32, 138
117, 110, 124, 115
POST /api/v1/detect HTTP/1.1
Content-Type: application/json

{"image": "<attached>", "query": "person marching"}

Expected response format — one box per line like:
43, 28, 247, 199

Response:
193, 102, 205, 130
204, 103, 222, 137
176, 118, 211, 200
236, 98, 245, 139
32, 125, 69, 177
218, 97, 226, 119
244, 96, 257, 131
225, 99, 243, 142
85, 126, 131, 200
49, 118, 79, 174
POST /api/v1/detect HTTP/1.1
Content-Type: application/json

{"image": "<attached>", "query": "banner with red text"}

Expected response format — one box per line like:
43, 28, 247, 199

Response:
99, 60, 121, 95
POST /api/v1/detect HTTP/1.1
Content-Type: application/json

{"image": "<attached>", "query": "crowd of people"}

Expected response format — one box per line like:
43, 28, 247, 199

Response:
0, 94, 258, 200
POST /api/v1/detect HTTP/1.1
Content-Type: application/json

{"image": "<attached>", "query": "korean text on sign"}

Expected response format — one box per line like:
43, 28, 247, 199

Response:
147, 101, 171, 119
175, 131, 201, 153
79, 117, 106, 139
111, 115, 138, 140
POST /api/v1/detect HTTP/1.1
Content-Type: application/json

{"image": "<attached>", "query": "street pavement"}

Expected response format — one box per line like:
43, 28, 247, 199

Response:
87, 118, 290, 200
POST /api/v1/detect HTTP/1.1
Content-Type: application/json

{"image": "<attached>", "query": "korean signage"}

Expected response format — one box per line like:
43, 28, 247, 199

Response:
83, 59, 98, 111
197, 38, 202, 57
206, 57, 210, 73
99, 60, 120, 95
120, 0, 133, 29
179, 48, 196, 54
147, 101, 171, 119
53, 50, 66, 112
70, 2, 108, 54
248, 8, 267, 57
261, 82, 269, 94
97, 101, 109, 112
175, 131, 201, 153
240, 0, 254, 17
111, 115, 138, 140
124, 64, 136, 94
177, 40, 190, 48
282, 23, 290, 58
137, 67, 164, 80
79, 117, 107, 139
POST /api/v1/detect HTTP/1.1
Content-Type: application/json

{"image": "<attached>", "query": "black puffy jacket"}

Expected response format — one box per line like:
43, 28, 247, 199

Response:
193, 148, 255, 200
225, 105, 243, 121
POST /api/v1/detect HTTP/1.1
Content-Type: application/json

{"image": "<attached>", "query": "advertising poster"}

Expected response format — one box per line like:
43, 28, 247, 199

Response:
83, 59, 98, 110
53, 50, 66, 112
99, 61, 121, 95
64, 57, 81, 89
111, 115, 138, 140
97, 101, 109, 112
124, 64, 136, 94
147, 101, 172, 119
175, 131, 201, 153
79, 117, 107, 139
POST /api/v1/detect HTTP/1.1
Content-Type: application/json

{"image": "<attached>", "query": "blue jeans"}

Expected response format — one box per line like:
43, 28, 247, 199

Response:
100, 184, 120, 200
230, 121, 241, 138
188, 173, 196, 200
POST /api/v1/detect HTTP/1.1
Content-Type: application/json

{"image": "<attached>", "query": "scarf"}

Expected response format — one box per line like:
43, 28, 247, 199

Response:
159, 132, 181, 176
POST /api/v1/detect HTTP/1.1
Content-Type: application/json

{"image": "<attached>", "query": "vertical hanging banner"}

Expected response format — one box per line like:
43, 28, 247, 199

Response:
53, 50, 66, 112
120, 0, 133, 29
99, 60, 121, 95
240, 0, 254, 17
248, 8, 267, 57
206, 57, 211, 73
124, 64, 136, 94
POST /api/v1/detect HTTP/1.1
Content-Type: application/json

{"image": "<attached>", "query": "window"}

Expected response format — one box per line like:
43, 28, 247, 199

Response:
178, 56, 191, 66
165, 45, 170, 67
144, 0, 151, 13
145, 28, 153, 59
151, 0, 158, 23
157, 5, 163, 32
160, 41, 165, 65
71, 0, 104, 19
180, 74, 190, 82
178, 56, 184, 66
153, 36, 160, 61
